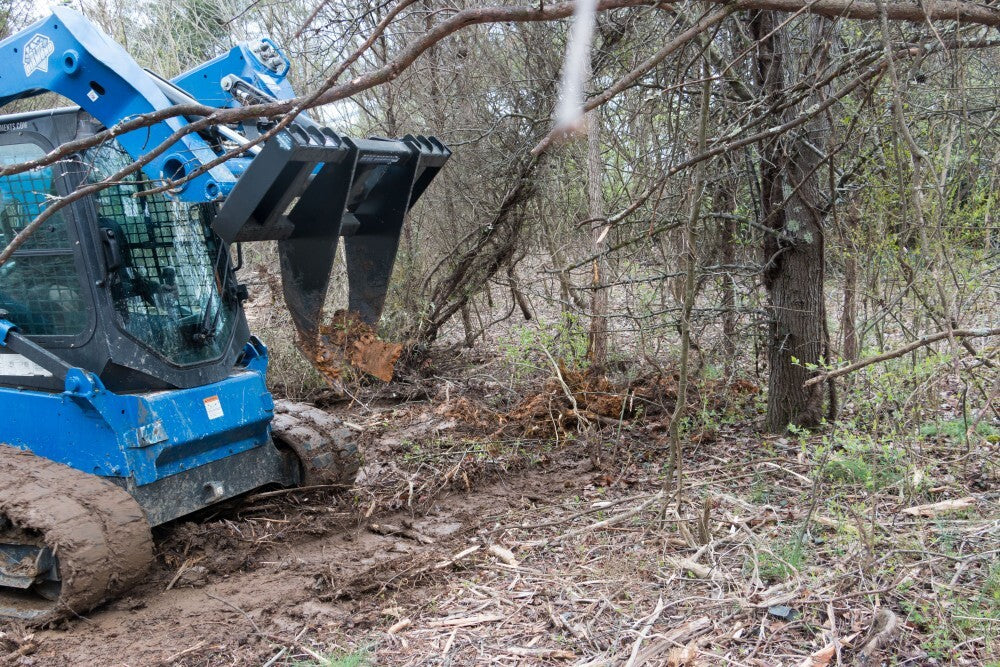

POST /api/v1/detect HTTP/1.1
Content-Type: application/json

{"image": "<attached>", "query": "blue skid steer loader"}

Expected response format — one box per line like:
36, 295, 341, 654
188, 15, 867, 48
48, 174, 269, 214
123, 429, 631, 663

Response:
0, 8, 448, 622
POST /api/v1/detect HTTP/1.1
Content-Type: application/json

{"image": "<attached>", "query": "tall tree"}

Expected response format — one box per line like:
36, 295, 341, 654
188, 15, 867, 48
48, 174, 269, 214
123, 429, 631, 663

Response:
753, 13, 836, 431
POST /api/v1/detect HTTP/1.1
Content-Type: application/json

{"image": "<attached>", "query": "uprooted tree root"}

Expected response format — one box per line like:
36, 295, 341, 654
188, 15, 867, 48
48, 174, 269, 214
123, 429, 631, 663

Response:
485, 363, 762, 439
301, 309, 404, 391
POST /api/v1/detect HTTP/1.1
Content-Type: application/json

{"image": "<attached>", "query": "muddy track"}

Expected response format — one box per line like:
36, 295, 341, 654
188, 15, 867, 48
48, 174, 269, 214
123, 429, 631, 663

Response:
0, 446, 154, 625
271, 400, 361, 487
10, 444, 589, 666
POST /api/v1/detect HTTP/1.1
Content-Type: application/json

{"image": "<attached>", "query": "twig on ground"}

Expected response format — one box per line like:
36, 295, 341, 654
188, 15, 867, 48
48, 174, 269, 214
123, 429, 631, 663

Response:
521, 490, 663, 547
624, 596, 665, 667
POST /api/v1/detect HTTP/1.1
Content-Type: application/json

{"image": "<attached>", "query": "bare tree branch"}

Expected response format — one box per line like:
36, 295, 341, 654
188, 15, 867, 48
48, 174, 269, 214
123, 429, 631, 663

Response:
804, 328, 1000, 386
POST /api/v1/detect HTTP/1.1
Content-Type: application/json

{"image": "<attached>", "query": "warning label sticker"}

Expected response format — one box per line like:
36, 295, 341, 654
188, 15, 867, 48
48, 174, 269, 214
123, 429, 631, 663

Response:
203, 395, 224, 420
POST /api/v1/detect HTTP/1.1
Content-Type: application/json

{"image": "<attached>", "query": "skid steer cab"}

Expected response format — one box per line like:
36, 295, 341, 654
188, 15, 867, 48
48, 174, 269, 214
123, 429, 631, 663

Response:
0, 8, 448, 622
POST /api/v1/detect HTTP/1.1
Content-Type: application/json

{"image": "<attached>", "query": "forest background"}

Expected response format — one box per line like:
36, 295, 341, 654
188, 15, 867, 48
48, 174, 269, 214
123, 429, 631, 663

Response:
0, 0, 997, 662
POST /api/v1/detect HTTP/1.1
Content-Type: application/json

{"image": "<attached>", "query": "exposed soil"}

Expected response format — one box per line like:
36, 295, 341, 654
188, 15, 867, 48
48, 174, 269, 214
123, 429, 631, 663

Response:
1, 366, 996, 666
0, 387, 592, 666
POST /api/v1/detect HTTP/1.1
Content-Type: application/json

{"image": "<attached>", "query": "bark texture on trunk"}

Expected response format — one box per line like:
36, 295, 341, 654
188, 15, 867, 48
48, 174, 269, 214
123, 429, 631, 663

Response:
841, 231, 859, 363
754, 13, 832, 431
586, 103, 609, 366
717, 183, 738, 376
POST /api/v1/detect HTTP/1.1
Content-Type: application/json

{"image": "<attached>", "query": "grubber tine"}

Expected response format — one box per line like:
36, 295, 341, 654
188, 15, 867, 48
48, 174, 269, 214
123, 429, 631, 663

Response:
344, 134, 450, 325
210, 129, 450, 345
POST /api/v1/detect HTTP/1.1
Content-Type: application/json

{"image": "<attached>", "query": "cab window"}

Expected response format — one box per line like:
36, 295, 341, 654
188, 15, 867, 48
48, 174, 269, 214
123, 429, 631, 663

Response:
0, 142, 87, 336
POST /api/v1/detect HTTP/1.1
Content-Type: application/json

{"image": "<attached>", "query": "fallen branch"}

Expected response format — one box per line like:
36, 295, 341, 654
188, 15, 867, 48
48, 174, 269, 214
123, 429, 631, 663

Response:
804, 327, 999, 387
433, 545, 481, 569
670, 557, 719, 580
625, 596, 666, 667
506, 647, 577, 659
161, 641, 208, 665
425, 614, 504, 628
633, 616, 712, 664
901, 496, 976, 517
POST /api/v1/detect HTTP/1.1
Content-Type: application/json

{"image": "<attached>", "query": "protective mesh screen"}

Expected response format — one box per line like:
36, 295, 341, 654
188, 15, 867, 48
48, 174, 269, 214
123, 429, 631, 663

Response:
0, 142, 87, 336
86, 143, 236, 365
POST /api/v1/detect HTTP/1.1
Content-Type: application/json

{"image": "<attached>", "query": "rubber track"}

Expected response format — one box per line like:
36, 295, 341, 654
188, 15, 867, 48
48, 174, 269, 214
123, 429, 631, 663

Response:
271, 400, 360, 487
0, 445, 154, 624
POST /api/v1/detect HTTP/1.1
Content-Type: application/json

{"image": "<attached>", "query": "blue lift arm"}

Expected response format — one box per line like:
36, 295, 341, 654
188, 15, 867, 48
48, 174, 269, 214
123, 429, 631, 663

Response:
0, 7, 450, 341
0, 7, 237, 201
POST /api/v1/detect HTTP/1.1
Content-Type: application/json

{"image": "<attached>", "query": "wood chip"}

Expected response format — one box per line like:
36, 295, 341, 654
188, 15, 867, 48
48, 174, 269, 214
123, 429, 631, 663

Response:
666, 646, 697, 666
488, 544, 519, 566
670, 557, 717, 580
387, 618, 411, 635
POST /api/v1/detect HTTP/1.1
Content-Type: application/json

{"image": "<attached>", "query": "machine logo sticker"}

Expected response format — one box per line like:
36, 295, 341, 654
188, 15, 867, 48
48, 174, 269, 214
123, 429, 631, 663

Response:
22, 34, 54, 77
204, 395, 224, 420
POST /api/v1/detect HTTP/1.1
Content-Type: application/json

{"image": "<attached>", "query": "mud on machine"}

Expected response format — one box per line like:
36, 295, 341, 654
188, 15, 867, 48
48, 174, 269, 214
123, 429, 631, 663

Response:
0, 8, 448, 621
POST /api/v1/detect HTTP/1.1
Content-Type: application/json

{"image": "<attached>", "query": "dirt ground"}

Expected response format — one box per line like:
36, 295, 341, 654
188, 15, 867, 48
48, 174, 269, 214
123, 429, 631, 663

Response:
1, 362, 997, 666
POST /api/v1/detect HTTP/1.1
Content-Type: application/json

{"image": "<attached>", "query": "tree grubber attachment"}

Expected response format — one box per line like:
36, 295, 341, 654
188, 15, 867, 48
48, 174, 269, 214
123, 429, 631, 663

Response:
212, 131, 450, 351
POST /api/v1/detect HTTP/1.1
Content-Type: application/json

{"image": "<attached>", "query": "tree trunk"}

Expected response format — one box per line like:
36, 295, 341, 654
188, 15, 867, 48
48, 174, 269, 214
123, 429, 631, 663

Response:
586, 106, 608, 366
763, 190, 827, 430
718, 183, 738, 377
841, 213, 859, 363
754, 13, 832, 432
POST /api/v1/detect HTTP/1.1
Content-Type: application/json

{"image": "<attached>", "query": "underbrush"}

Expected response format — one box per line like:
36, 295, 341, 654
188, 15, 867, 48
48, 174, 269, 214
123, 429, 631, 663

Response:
229, 304, 998, 664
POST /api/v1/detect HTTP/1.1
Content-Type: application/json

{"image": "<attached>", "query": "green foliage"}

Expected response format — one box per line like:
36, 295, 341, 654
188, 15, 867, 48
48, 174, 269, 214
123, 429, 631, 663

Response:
820, 427, 907, 491
748, 469, 772, 504
499, 312, 589, 380
292, 648, 370, 667
900, 581, 1000, 660
753, 540, 806, 583
920, 418, 999, 441
986, 562, 1000, 602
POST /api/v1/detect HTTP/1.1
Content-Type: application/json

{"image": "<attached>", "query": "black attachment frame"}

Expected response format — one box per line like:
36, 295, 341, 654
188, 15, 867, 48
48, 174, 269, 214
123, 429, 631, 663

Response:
210, 130, 450, 342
